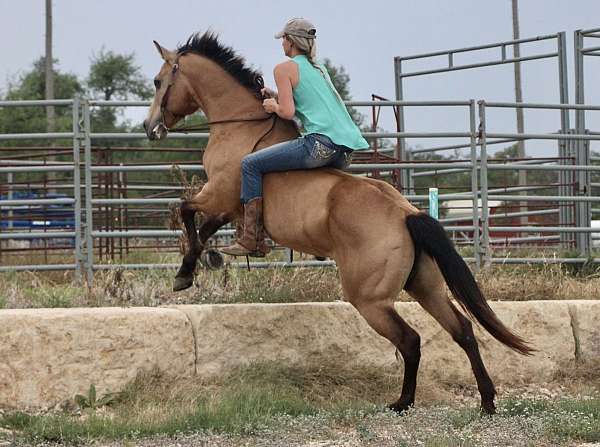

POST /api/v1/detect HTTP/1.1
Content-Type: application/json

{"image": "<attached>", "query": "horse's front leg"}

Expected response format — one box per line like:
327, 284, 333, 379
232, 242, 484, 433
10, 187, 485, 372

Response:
173, 203, 230, 291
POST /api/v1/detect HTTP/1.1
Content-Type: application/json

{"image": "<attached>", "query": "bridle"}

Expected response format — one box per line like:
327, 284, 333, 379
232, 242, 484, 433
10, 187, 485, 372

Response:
157, 52, 277, 147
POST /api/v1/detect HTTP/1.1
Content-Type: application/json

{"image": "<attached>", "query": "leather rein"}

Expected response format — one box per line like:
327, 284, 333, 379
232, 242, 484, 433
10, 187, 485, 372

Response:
158, 52, 277, 150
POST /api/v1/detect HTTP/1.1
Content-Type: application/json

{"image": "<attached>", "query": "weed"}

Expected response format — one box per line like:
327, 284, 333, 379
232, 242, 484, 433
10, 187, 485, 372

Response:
74, 384, 121, 411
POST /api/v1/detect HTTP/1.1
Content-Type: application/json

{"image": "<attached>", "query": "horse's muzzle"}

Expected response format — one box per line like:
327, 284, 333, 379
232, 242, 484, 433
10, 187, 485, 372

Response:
144, 120, 168, 141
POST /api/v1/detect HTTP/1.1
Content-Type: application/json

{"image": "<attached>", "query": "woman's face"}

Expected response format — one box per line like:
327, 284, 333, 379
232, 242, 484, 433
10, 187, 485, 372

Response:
282, 36, 293, 57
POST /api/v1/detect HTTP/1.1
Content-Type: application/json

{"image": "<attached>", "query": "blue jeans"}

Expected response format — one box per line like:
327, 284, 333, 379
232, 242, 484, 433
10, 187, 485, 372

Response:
240, 133, 353, 203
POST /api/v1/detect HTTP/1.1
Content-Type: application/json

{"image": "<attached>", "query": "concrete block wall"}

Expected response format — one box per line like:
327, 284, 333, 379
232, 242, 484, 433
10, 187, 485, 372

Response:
0, 301, 597, 409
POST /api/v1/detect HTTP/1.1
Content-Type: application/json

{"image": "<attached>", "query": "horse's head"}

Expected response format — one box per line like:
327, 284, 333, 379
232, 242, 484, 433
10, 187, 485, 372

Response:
144, 41, 200, 140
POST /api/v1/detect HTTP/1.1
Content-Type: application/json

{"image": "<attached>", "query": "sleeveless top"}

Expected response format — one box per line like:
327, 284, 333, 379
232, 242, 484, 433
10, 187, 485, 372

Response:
290, 55, 369, 151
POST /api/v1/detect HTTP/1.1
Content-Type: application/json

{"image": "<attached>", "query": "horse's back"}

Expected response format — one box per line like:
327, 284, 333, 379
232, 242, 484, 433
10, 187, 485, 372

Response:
263, 169, 418, 257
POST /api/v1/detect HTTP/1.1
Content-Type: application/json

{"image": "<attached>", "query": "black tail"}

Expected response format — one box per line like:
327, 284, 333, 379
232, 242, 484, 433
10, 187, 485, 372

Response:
405, 212, 534, 356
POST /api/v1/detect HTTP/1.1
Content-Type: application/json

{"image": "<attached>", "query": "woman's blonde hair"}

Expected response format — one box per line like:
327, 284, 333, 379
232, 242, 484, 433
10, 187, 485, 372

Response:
285, 34, 344, 103
285, 34, 320, 71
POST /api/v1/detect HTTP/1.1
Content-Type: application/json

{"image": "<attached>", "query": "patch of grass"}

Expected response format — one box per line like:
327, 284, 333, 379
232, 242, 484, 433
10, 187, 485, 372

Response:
19, 284, 78, 308
0, 363, 393, 444
498, 397, 600, 442
447, 407, 480, 429
1, 365, 599, 446
422, 435, 477, 447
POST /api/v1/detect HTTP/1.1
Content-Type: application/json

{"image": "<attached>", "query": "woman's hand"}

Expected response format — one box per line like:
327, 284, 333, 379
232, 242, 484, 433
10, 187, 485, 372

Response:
262, 98, 279, 114
261, 87, 277, 99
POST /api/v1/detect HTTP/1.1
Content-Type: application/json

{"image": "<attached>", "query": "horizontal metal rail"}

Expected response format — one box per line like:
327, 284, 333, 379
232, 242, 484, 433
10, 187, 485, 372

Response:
487, 163, 600, 172
87, 99, 474, 108
489, 195, 600, 202
490, 226, 600, 233
346, 100, 471, 107
90, 164, 204, 172
91, 229, 235, 238
0, 132, 73, 141
490, 258, 600, 264
92, 260, 338, 271
87, 162, 476, 173
440, 208, 559, 224
486, 132, 600, 141
0, 159, 72, 166
412, 137, 519, 154
412, 159, 556, 178
0, 165, 74, 173
484, 100, 600, 111
397, 53, 558, 78
0, 99, 73, 107
362, 132, 471, 139
396, 33, 558, 61
0, 231, 76, 240
0, 198, 75, 206
90, 132, 209, 140
91, 198, 183, 205
581, 27, 600, 35
489, 235, 561, 244
0, 264, 77, 272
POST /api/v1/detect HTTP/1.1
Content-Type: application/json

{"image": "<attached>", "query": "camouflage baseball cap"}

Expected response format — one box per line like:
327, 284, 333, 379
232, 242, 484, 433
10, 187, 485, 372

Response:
274, 17, 317, 39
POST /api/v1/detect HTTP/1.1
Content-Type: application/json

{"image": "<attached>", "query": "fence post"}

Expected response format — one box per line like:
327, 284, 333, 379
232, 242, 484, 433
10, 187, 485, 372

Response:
83, 100, 94, 285
393, 57, 409, 192
574, 29, 592, 255
557, 31, 572, 246
428, 187, 438, 219
72, 96, 83, 282
469, 99, 481, 270
478, 101, 491, 267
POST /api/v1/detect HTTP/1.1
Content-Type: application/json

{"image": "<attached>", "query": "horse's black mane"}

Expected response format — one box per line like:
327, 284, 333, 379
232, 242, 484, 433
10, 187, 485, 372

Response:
177, 32, 263, 96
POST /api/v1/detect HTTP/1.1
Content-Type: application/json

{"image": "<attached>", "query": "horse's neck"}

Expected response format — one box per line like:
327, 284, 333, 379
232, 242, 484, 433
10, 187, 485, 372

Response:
186, 55, 263, 123
186, 55, 299, 175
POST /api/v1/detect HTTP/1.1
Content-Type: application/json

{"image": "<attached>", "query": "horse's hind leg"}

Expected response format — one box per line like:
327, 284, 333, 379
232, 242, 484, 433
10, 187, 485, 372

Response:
173, 204, 229, 291
405, 255, 497, 414
353, 301, 421, 413
338, 246, 421, 413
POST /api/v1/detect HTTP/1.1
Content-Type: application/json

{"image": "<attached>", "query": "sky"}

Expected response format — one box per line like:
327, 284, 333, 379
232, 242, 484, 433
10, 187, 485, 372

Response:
2, 0, 600, 157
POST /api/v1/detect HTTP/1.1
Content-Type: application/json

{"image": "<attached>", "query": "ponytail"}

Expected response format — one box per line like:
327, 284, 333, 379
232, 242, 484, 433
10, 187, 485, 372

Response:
286, 34, 345, 104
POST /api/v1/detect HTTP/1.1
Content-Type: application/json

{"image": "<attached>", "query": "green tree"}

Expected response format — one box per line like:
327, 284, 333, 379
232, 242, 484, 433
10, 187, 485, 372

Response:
0, 57, 83, 137
87, 49, 152, 133
88, 49, 152, 101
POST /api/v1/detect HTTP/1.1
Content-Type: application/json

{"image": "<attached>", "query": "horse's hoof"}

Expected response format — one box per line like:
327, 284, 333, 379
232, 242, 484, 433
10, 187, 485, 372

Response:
388, 401, 412, 415
200, 248, 224, 270
481, 402, 496, 415
173, 275, 194, 292
315, 256, 327, 261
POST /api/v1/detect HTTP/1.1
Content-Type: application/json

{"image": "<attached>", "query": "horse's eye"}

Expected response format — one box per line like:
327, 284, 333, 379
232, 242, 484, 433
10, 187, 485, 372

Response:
154, 79, 161, 90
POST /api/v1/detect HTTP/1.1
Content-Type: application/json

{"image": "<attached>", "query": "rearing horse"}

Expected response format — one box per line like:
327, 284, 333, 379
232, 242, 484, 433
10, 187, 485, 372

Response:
144, 32, 533, 414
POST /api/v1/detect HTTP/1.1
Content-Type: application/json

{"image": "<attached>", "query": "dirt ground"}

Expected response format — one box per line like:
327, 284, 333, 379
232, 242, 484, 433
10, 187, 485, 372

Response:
3, 379, 598, 447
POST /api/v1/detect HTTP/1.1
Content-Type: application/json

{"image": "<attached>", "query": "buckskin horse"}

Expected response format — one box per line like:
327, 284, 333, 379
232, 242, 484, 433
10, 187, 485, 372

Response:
143, 32, 533, 414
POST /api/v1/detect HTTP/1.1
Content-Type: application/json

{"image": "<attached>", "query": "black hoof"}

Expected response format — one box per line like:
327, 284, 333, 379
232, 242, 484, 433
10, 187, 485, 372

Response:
173, 275, 194, 292
388, 401, 413, 414
200, 248, 224, 270
315, 256, 327, 261
481, 402, 496, 415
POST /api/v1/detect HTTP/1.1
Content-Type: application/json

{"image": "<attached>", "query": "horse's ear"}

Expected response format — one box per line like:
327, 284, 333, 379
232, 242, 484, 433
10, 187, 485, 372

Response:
153, 40, 175, 63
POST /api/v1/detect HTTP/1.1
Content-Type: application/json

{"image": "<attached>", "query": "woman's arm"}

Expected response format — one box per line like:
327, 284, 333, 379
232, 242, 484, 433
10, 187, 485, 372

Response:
262, 61, 296, 120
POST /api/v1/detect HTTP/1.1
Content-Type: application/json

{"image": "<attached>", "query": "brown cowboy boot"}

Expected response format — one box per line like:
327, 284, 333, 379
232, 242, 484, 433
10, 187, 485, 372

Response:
221, 197, 271, 257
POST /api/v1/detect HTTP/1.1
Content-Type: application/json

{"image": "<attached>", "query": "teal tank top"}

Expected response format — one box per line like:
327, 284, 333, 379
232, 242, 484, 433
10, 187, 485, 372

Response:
291, 55, 369, 151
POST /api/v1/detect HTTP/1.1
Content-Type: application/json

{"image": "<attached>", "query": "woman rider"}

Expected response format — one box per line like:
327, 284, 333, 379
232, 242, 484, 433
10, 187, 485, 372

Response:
221, 17, 369, 257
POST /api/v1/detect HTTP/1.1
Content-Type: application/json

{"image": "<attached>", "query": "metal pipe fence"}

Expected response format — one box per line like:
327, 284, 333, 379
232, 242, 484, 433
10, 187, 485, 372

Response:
1, 97, 599, 282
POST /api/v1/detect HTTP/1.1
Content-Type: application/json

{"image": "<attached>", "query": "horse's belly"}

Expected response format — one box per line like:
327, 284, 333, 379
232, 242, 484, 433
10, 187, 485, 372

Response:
262, 170, 339, 257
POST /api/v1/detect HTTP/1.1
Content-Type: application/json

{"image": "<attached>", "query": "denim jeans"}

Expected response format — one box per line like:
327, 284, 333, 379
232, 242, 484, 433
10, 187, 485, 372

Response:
240, 133, 353, 203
